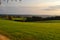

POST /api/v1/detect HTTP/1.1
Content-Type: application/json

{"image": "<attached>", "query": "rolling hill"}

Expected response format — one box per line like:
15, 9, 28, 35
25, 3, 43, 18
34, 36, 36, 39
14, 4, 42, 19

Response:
0, 19, 60, 40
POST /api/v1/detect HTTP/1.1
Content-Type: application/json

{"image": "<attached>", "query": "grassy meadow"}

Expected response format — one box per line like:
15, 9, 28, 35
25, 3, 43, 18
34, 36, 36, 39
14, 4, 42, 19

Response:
0, 19, 60, 40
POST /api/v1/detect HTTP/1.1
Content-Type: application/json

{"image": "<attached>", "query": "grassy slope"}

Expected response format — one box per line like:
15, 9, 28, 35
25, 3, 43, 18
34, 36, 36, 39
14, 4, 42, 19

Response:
0, 19, 60, 40
37, 20, 60, 23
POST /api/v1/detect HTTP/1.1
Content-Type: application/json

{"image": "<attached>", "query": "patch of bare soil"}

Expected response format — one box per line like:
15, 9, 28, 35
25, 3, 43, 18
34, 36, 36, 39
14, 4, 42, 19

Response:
0, 34, 10, 40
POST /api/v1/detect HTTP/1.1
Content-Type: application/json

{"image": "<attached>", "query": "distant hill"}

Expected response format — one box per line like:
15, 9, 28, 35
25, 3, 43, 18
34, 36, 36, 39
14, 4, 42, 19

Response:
0, 14, 56, 18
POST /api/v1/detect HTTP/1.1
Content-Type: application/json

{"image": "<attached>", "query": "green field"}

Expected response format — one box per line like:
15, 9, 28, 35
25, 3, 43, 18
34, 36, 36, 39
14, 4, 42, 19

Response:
0, 19, 60, 40
37, 20, 60, 23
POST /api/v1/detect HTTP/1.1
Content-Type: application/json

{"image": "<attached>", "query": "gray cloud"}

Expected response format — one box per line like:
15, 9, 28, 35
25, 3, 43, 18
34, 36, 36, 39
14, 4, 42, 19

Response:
50, 5, 60, 9
42, 5, 60, 11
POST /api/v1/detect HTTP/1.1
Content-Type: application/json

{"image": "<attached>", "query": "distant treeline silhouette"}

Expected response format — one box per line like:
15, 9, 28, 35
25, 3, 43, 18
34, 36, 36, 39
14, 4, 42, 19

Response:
0, 15, 60, 22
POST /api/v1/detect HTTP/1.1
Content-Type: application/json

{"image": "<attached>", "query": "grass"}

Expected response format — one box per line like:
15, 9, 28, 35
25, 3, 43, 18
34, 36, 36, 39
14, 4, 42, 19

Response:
37, 20, 60, 23
12, 17, 26, 20
0, 19, 60, 40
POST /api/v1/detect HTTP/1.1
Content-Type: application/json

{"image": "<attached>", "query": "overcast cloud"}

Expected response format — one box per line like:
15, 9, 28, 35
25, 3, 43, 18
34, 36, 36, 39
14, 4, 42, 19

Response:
0, 0, 60, 15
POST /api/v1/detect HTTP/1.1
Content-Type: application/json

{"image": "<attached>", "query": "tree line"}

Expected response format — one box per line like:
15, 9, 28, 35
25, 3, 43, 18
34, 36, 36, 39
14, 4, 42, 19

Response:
0, 15, 60, 22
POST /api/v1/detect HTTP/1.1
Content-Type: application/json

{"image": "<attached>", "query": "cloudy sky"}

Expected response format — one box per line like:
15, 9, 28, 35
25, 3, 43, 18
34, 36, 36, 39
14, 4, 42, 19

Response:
0, 0, 60, 15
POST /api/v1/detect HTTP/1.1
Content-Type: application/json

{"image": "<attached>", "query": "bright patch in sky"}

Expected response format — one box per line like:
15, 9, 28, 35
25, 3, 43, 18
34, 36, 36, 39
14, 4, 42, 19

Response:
0, 0, 60, 15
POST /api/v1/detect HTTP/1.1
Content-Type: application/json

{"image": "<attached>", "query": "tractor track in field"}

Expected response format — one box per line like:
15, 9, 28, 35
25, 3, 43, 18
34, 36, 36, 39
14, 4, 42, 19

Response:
0, 34, 10, 40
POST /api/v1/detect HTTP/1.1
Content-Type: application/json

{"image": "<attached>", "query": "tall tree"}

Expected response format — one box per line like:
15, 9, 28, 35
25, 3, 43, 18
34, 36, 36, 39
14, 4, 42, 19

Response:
15, 0, 17, 2
11, 0, 13, 2
0, 0, 1, 5
19, 0, 22, 1
7, 0, 9, 3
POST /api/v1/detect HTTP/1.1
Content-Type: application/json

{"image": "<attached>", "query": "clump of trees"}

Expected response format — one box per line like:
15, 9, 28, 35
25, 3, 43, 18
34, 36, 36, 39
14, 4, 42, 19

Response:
0, 15, 60, 22
25, 16, 42, 22
43, 16, 60, 20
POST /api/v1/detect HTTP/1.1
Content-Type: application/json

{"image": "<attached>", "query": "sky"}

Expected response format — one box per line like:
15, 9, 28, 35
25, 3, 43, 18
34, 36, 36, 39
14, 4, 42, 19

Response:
0, 0, 60, 15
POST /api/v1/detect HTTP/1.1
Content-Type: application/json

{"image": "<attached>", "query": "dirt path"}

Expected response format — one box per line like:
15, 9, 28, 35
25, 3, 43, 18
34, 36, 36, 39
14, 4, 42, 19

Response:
0, 34, 10, 40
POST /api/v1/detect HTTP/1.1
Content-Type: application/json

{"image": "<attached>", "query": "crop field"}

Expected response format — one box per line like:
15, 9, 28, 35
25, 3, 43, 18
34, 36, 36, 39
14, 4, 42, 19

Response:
37, 20, 60, 23
0, 19, 60, 40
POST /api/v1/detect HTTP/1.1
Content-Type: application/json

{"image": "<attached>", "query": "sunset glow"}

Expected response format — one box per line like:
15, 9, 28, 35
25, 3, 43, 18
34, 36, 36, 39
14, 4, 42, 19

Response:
0, 0, 60, 15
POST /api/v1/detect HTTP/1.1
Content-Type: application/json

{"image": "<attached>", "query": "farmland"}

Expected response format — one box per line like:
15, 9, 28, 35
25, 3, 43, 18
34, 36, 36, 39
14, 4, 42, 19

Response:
0, 19, 60, 40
